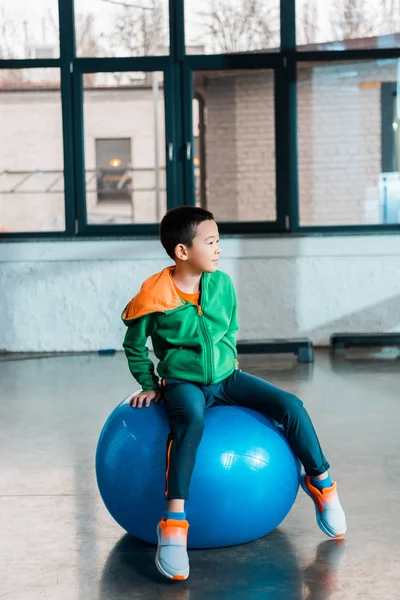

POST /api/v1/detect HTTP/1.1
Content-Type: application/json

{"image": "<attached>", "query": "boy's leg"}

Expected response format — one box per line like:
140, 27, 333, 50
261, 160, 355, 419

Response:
221, 369, 329, 475
156, 379, 206, 580
163, 379, 206, 501
220, 369, 346, 538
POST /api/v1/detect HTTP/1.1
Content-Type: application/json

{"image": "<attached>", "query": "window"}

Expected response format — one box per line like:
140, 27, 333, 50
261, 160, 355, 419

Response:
1, 1, 400, 237
74, 0, 170, 57
0, 0, 60, 60
298, 59, 400, 226
192, 69, 276, 222
0, 69, 65, 233
296, 0, 400, 50
185, 0, 280, 54
83, 72, 166, 225
381, 82, 400, 224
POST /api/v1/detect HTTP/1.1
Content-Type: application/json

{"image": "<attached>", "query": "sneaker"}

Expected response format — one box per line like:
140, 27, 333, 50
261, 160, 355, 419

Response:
301, 474, 347, 539
155, 518, 190, 580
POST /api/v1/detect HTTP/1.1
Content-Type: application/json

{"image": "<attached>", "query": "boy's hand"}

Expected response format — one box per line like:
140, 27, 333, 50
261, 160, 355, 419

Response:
129, 389, 162, 408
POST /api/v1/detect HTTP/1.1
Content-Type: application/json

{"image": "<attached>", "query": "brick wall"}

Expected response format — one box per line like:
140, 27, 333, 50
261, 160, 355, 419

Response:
201, 71, 276, 222
200, 76, 238, 220
297, 61, 391, 226
236, 72, 276, 222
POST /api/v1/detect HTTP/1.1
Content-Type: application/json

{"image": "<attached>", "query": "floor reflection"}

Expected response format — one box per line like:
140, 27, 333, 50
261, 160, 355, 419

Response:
100, 529, 345, 600
304, 539, 346, 600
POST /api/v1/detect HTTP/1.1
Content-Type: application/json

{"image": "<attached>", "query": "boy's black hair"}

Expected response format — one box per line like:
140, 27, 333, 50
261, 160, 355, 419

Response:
160, 206, 215, 259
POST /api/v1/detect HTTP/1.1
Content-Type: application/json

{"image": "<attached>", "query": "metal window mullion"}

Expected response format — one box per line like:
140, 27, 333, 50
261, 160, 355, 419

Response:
72, 70, 88, 233
0, 231, 76, 240
276, 0, 298, 232
59, 0, 77, 235
297, 48, 400, 62
0, 59, 60, 69
181, 64, 195, 206
74, 56, 170, 74
164, 62, 181, 209
299, 224, 400, 234
176, 0, 195, 207
381, 83, 397, 173
165, 0, 185, 209
185, 54, 280, 71
76, 224, 160, 236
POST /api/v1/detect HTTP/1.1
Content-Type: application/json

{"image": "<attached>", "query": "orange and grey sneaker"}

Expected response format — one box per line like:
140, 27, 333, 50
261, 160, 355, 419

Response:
301, 474, 347, 539
155, 518, 190, 580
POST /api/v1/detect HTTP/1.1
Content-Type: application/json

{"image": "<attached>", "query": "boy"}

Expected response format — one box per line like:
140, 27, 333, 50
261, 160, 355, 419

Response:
122, 206, 346, 581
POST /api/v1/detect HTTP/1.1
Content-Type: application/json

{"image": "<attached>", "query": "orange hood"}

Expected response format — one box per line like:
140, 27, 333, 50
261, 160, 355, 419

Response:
122, 266, 184, 322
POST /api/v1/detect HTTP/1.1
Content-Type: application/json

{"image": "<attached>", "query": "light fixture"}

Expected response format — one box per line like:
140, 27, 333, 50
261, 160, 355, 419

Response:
110, 158, 122, 167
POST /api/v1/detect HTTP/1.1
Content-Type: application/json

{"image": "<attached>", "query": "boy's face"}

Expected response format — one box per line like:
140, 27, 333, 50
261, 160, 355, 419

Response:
175, 219, 221, 273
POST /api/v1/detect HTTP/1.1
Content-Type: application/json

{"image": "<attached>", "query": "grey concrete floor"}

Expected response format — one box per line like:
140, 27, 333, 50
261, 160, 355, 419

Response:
1, 350, 399, 600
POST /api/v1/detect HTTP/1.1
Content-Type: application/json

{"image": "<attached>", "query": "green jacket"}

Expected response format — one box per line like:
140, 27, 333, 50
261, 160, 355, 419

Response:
121, 266, 239, 391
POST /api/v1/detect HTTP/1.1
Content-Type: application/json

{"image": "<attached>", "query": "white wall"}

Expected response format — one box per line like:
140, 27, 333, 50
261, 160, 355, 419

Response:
1, 235, 400, 352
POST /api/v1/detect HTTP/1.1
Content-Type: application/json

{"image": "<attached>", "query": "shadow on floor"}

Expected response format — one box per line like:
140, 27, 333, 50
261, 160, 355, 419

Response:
100, 529, 346, 600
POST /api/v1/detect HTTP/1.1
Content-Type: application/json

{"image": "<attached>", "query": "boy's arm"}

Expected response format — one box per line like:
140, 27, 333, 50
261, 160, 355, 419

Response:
122, 314, 160, 392
225, 283, 239, 348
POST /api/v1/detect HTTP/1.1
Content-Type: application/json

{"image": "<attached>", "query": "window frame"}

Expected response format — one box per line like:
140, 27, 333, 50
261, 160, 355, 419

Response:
294, 49, 400, 234
183, 56, 283, 235
0, 0, 76, 238
0, 0, 399, 239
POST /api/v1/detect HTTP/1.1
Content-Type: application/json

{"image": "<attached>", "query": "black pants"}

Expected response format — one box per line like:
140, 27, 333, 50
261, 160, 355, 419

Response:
162, 369, 330, 500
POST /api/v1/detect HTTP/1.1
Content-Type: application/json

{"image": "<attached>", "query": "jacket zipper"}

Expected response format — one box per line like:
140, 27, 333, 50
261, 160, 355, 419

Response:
197, 305, 214, 384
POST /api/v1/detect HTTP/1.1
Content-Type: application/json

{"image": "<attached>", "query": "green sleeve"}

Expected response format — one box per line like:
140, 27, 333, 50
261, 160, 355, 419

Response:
122, 314, 160, 392
226, 282, 239, 348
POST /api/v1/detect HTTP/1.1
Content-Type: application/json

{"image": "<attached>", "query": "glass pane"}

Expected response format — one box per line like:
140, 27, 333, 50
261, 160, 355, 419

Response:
192, 69, 276, 222
185, 0, 280, 54
75, 0, 169, 57
0, 69, 65, 233
83, 72, 166, 225
296, 0, 400, 50
298, 59, 400, 226
0, 0, 59, 59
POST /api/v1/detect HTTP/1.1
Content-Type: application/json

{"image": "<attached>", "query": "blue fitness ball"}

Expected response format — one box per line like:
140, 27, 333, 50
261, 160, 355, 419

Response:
96, 396, 300, 549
